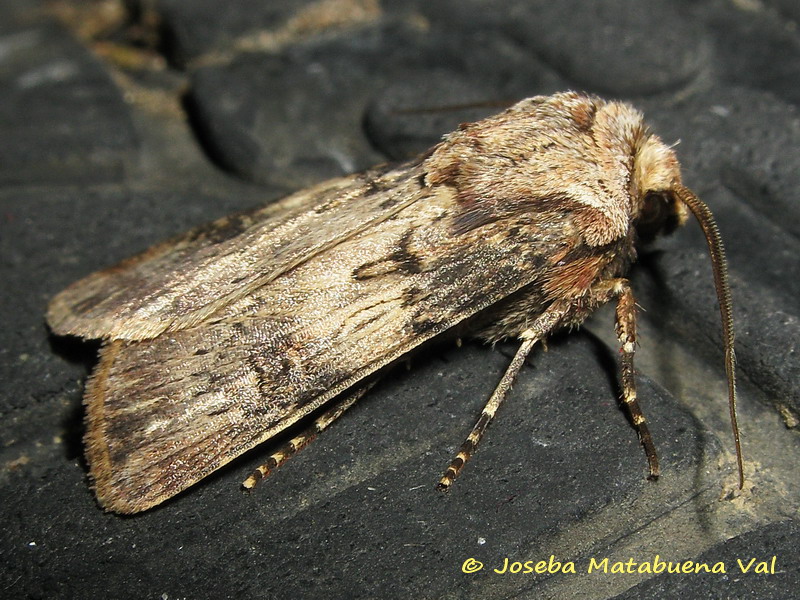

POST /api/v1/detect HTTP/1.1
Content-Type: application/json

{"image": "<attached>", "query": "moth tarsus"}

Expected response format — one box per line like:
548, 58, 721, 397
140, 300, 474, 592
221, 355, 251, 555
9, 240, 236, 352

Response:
47, 91, 742, 513
242, 383, 372, 489
437, 334, 540, 491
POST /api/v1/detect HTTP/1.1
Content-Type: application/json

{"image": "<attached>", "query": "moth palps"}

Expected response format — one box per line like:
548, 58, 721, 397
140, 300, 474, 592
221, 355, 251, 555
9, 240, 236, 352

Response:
48, 92, 742, 513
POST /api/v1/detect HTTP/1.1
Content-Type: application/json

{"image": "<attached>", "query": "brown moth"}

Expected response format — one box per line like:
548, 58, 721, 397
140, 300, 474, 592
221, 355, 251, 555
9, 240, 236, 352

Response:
47, 92, 742, 513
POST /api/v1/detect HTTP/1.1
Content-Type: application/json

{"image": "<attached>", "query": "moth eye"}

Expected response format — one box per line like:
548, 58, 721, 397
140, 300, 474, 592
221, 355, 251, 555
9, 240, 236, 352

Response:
642, 191, 668, 216
637, 192, 680, 242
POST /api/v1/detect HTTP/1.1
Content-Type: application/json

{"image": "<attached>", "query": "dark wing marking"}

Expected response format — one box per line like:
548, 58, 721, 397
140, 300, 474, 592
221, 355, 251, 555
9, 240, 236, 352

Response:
47, 162, 425, 341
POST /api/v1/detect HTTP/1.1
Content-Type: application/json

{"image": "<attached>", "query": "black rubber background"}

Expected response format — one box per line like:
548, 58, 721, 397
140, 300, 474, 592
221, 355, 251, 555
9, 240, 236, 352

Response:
1, 1, 798, 599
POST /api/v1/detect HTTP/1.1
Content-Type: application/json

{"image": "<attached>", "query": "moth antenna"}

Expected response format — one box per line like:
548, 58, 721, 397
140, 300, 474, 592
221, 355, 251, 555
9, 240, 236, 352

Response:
391, 99, 513, 116
674, 185, 744, 488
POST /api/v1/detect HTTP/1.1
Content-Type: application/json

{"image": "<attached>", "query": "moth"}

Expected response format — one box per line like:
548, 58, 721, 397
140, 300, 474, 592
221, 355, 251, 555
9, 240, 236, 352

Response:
47, 91, 742, 513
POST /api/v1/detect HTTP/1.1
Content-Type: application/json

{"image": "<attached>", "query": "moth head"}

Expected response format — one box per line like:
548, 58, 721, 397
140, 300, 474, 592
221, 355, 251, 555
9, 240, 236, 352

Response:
634, 135, 689, 243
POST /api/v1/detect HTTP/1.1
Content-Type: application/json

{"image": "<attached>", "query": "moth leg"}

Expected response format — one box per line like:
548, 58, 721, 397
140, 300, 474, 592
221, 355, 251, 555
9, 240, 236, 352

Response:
606, 278, 660, 480
437, 303, 570, 491
242, 382, 375, 489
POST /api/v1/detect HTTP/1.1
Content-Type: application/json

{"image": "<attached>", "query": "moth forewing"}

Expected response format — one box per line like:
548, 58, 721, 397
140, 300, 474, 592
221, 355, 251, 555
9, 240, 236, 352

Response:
47, 92, 741, 513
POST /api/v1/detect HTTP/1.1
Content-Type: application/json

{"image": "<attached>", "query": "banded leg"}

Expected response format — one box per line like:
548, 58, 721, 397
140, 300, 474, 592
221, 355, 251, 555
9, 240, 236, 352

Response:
437, 302, 569, 491
243, 382, 375, 489
611, 279, 660, 479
